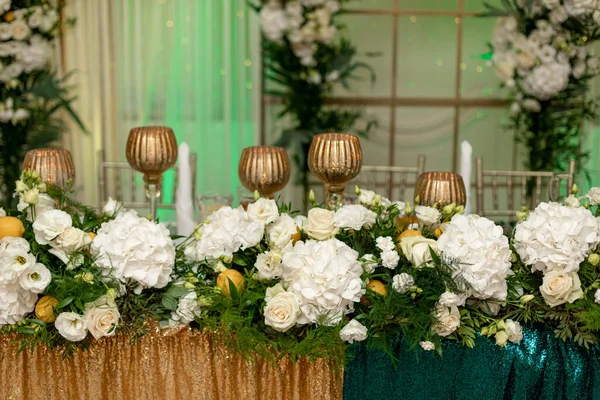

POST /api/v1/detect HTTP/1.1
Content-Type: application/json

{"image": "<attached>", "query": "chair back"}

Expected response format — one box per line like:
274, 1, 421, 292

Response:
475, 157, 575, 220
97, 150, 197, 211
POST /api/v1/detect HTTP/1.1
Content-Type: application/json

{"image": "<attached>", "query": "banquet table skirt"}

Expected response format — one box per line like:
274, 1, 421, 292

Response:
0, 328, 343, 400
344, 326, 600, 400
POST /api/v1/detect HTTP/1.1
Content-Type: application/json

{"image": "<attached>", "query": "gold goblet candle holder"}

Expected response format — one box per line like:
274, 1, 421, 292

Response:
308, 133, 362, 210
415, 171, 466, 208
22, 148, 75, 189
126, 126, 178, 221
238, 146, 290, 199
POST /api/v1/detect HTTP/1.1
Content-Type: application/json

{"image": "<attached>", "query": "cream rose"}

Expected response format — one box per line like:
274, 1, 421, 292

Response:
52, 227, 91, 253
400, 236, 439, 267
247, 198, 279, 224
55, 312, 88, 342
264, 284, 301, 332
339, 319, 368, 343
432, 304, 461, 337
12, 20, 31, 41
302, 208, 339, 240
540, 271, 583, 307
84, 296, 120, 339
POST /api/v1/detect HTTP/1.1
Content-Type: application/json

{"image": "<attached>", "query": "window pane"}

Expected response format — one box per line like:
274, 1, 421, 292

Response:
397, 16, 458, 98
399, 0, 458, 12
344, 0, 395, 10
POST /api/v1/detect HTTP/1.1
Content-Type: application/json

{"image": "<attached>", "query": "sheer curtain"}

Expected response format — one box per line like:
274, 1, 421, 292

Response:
61, 0, 259, 210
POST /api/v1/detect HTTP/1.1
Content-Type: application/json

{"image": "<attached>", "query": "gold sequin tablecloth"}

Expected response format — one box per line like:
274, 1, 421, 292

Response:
0, 328, 343, 400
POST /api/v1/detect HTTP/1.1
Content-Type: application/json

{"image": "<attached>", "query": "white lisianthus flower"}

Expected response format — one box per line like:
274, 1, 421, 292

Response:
32, 209, 73, 245
17, 193, 54, 222
358, 189, 376, 206
540, 271, 583, 307
84, 296, 120, 339
92, 210, 176, 293
334, 204, 377, 230
11, 20, 30, 41
375, 236, 395, 253
595, 288, 600, 304
247, 198, 279, 224
18, 263, 51, 293
392, 273, 414, 294
267, 214, 298, 249
339, 319, 368, 344
0, 23, 11, 40
52, 227, 92, 253
169, 292, 201, 328
0, 237, 36, 284
302, 208, 339, 240
55, 312, 88, 342
514, 202, 599, 273
22, 188, 39, 205
415, 205, 441, 226
505, 319, 523, 343
392, 201, 406, 215
437, 214, 512, 301
263, 283, 301, 332
432, 304, 461, 337
400, 236, 439, 267
438, 292, 462, 307
586, 187, 600, 205
381, 250, 400, 269
420, 341, 435, 351
360, 254, 378, 273
103, 197, 124, 216
254, 249, 284, 280
281, 239, 364, 326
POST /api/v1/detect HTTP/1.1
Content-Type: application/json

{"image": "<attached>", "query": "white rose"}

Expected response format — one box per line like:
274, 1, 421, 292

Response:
52, 227, 91, 253
564, 194, 580, 208
55, 312, 88, 342
392, 273, 414, 294
375, 236, 395, 252
358, 189, 376, 206
32, 209, 72, 245
420, 341, 435, 351
361, 254, 378, 273
505, 319, 523, 343
438, 292, 462, 307
334, 204, 377, 230
415, 205, 441, 225
339, 319, 368, 344
303, 208, 339, 240
22, 188, 39, 205
18, 263, 51, 293
103, 197, 124, 216
540, 271, 583, 307
595, 288, 600, 304
400, 236, 439, 267
264, 285, 301, 332
432, 304, 461, 337
254, 250, 283, 280
0, 23, 11, 40
247, 198, 279, 224
587, 187, 600, 205
84, 296, 120, 339
381, 250, 400, 269
267, 214, 298, 249
11, 20, 30, 41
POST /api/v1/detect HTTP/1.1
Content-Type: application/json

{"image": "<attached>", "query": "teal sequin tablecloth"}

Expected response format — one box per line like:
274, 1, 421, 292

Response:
344, 326, 600, 400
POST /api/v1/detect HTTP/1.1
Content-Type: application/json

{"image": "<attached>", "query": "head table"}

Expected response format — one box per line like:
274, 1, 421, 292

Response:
0, 325, 597, 399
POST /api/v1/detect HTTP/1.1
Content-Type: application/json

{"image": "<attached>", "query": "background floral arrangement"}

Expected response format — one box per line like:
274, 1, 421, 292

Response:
250, 0, 377, 195
487, 0, 600, 178
5, 172, 600, 360
0, 0, 85, 209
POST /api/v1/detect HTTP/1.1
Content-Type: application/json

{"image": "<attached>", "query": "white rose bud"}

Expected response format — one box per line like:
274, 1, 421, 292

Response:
519, 294, 535, 304
589, 254, 600, 266
400, 236, 439, 267
495, 330, 509, 347
22, 188, 40, 205
15, 180, 27, 193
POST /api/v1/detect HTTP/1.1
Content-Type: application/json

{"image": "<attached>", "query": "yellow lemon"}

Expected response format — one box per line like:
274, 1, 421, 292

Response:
361, 280, 387, 305
398, 229, 422, 241
0, 216, 25, 239
35, 296, 60, 323
4, 11, 14, 22
217, 269, 245, 296
434, 227, 444, 238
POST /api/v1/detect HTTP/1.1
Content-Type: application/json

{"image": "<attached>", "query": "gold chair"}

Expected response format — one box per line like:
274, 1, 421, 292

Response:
97, 150, 197, 211
475, 157, 575, 219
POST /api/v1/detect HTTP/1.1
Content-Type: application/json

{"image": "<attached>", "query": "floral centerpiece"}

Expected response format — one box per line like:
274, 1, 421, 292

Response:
0, 0, 85, 208
487, 0, 600, 176
250, 0, 377, 195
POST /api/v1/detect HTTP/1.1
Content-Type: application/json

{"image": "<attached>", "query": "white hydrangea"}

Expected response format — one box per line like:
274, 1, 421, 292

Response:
260, 2, 288, 42
513, 202, 600, 273
392, 273, 414, 294
437, 214, 512, 301
522, 63, 570, 100
333, 204, 377, 231
281, 239, 365, 326
184, 206, 264, 262
91, 210, 176, 293
16, 35, 51, 72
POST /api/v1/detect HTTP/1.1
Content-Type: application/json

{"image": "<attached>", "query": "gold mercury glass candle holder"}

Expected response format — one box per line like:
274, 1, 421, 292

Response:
126, 126, 178, 221
415, 171, 467, 208
308, 133, 362, 210
22, 148, 75, 189
238, 146, 290, 199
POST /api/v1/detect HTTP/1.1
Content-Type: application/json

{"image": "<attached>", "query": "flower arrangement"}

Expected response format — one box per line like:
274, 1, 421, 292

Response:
0, 0, 85, 208
487, 0, 600, 176
4, 172, 600, 360
249, 0, 377, 193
